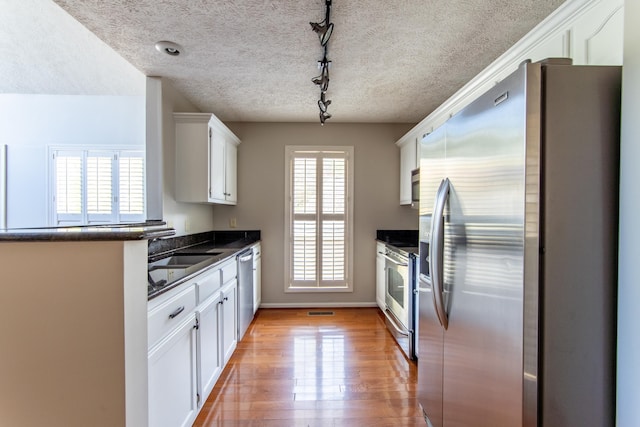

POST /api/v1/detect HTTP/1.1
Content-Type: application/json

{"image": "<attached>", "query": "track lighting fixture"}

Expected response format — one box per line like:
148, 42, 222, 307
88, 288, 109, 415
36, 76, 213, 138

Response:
310, 0, 334, 124
309, 21, 334, 46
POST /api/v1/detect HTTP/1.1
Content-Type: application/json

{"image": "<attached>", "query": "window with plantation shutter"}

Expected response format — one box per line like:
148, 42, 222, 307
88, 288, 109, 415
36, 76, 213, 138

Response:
285, 146, 353, 292
51, 148, 145, 225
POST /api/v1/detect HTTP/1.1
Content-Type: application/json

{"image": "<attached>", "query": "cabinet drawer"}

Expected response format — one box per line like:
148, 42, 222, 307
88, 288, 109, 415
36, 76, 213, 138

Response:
148, 285, 197, 349
197, 269, 221, 304
221, 259, 237, 285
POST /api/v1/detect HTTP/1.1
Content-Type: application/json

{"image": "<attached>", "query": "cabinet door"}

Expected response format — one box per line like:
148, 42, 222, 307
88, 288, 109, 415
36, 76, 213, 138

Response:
198, 294, 222, 401
209, 126, 226, 203
400, 138, 417, 205
148, 313, 198, 427
571, 0, 623, 66
225, 141, 237, 203
376, 243, 386, 310
221, 279, 238, 365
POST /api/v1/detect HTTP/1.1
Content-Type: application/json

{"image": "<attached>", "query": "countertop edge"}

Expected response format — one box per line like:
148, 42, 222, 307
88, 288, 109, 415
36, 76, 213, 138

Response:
0, 226, 175, 242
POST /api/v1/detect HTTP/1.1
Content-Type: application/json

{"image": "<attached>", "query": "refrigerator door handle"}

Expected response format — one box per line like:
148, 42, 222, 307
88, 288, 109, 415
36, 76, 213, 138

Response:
430, 178, 450, 330
428, 180, 445, 328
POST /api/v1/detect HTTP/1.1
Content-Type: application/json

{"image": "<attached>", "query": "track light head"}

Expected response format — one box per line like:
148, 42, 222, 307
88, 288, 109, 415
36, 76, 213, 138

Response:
309, 21, 334, 46
318, 93, 332, 113
319, 110, 332, 125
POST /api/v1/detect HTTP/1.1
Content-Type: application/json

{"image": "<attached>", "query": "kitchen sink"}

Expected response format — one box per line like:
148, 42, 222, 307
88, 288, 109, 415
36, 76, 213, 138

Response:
147, 249, 235, 295
149, 254, 214, 269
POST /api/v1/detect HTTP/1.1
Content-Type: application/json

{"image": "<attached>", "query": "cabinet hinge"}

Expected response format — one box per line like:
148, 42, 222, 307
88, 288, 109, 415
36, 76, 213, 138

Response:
197, 393, 201, 405
194, 318, 200, 330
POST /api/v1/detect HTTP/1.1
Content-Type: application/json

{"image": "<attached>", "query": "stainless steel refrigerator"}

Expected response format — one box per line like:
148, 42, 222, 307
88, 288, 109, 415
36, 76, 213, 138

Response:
417, 59, 620, 427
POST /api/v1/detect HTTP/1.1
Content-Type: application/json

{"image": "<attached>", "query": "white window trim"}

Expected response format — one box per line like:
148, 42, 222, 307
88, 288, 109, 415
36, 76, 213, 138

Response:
284, 145, 354, 293
48, 145, 146, 226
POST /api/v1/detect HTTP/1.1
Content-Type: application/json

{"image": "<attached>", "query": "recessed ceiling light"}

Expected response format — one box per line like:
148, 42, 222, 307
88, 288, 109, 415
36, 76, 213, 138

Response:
155, 41, 182, 56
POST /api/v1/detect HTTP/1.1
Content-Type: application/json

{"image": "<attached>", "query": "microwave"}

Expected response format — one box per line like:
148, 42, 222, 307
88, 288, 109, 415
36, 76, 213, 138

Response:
411, 168, 420, 207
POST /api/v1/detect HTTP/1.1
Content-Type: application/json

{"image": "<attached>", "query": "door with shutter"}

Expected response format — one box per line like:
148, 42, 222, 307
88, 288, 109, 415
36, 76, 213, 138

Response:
285, 147, 353, 291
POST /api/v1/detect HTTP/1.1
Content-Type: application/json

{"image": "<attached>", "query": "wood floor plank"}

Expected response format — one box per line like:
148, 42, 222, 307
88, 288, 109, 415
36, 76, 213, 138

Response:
193, 308, 423, 427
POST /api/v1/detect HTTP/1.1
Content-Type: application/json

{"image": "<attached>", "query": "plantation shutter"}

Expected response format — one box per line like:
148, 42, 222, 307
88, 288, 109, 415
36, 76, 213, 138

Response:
287, 147, 352, 290
86, 152, 115, 223
54, 151, 83, 225
321, 157, 346, 282
118, 151, 145, 221
292, 156, 317, 282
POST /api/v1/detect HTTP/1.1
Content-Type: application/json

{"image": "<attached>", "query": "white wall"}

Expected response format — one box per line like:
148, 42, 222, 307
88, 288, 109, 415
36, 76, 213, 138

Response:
0, 0, 146, 229
0, 94, 145, 228
616, 0, 640, 424
159, 79, 216, 236
211, 122, 416, 306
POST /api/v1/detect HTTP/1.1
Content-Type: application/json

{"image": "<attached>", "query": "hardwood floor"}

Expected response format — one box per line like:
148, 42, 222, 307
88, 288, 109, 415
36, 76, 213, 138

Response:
193, 308, 425, 427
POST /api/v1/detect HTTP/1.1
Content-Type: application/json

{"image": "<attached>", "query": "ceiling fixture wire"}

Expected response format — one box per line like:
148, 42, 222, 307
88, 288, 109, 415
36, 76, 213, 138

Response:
310, 0, 334, 125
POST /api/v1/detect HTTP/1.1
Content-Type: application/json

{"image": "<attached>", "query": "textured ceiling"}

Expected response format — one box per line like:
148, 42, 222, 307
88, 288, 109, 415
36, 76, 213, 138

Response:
50, 0, 566, 123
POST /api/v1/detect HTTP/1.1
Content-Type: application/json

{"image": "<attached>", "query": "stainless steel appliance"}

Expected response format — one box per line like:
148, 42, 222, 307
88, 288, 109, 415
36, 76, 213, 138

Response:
381, 244, 416, 360
417, 59, 620, 427
237, 249, 254, 341
411, 168, 420, 207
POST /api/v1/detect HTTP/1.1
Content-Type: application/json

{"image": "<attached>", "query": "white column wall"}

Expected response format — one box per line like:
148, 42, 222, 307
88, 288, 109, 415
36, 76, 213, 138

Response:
617, 0, 640, 425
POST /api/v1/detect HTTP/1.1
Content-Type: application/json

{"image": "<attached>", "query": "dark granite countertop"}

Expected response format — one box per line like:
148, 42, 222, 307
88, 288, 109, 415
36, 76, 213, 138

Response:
0, 221, 175, 242
147, 230, 260, 299
376, 229, 418, 247
376, 229, 419, 255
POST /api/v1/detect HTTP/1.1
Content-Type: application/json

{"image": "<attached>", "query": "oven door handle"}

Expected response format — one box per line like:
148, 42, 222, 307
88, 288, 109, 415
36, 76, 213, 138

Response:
383, 308, 409, 337
382, 253, 408, 267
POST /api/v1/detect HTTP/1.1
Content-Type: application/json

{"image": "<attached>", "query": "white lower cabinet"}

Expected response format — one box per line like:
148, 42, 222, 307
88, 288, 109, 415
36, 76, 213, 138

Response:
197, 293, 222, 401
220, 278, 238, 365
148, 312, 199, 427
149, 256, 239, 426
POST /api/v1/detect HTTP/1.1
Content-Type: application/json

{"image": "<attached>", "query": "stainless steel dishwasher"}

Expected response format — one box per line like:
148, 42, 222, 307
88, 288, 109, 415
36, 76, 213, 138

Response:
237, 249, 254, 341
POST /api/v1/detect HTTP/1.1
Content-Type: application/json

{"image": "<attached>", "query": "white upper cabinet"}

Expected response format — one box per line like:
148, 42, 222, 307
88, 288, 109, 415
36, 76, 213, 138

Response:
174, 113, 240, 205
396, 0, 624, 203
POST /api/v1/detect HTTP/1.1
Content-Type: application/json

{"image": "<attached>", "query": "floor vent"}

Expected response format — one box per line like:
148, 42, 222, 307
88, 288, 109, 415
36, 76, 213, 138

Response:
307, 311, 335, 316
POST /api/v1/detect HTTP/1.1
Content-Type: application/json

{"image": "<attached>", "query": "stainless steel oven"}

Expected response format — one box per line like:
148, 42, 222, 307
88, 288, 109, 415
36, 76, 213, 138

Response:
381, 245, 416, 360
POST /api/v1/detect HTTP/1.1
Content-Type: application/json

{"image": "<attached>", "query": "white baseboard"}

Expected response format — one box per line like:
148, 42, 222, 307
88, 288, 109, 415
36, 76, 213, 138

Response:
259, 302, 379, 309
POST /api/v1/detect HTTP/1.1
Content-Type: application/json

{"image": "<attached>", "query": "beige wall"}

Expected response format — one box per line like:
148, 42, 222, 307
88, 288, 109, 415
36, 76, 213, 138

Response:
0, 240, 148, 427
211, 122, 417, 306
